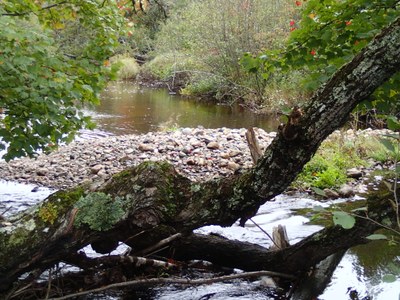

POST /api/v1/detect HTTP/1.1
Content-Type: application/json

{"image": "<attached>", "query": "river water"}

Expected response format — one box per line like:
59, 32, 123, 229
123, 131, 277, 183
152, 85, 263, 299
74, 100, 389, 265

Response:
83, 81, 279, 136
1, 82, 399, 299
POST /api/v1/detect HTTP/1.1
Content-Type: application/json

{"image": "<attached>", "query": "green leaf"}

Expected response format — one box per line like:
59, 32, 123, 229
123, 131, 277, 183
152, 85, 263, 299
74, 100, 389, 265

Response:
366, 234, 387, 240
312, 187, 326, 197
382, 274, 397, 283
387, 116, 400, 131
332, 211, 355, 229
379, 138, 396, 153
313, 205, 326, 212
240, 53, 259, 73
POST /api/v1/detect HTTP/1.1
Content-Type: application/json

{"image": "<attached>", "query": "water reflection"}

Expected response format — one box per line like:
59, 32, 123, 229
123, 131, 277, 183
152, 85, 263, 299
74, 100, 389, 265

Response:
88, 82, 279, 135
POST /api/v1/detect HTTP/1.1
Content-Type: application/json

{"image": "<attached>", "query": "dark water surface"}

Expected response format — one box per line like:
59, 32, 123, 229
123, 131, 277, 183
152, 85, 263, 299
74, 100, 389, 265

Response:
86, 81, 279, 135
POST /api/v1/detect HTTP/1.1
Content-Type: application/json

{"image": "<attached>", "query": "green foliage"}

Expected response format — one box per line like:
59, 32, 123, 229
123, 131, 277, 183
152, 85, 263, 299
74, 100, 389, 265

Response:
110, 55, 140, 80
287, 0, 400, 121
285, 0, 399, 88
74, 192, 126, 231
294, 131, 400, 190
38, 202, 58, 225
180, 75, 223, 98
382, 274, 397, 283
359, 135, 399, 163
143, 52, 204, 81
115, 0, 175, 54
332, 211, 356, 229
0, 0, 124, 160
366, 234, 388, 241
149, 0, 294, 101
295, 141, 363, 189
242, 0, 400, 113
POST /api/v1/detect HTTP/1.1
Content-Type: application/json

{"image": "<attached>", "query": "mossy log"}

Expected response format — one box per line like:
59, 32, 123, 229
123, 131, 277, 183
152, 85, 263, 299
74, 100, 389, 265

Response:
1, 17, 400, 294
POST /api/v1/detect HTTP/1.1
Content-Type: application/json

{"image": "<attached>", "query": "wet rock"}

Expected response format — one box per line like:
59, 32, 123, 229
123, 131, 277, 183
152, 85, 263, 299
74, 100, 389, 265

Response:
338, 184, 355, 197
346, 168, 363, 179
323, 188, 339, 199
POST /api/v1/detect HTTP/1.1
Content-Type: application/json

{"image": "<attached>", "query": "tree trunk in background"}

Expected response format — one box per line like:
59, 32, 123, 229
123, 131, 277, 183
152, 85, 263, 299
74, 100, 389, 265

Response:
1, 17, 399, 294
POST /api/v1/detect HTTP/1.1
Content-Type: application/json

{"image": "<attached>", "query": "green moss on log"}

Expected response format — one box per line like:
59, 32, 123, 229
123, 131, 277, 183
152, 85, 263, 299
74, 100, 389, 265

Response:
74, 192, 126, 231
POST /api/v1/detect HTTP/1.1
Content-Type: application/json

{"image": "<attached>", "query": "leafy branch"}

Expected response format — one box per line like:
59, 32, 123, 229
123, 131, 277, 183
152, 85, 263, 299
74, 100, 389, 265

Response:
1, 1, 69, 17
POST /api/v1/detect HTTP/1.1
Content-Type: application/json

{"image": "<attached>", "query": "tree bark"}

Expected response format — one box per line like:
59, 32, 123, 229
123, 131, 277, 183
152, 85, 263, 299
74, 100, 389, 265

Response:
1, 17, 400, 294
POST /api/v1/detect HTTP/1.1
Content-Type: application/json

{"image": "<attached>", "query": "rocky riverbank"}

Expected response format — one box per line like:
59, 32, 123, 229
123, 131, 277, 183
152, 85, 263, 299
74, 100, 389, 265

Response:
0, 127, 392, 191
0, 127, 276, 189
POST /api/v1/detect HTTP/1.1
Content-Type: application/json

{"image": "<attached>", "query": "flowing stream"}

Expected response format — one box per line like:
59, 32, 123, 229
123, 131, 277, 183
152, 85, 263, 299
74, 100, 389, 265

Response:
1, 82, 399, 299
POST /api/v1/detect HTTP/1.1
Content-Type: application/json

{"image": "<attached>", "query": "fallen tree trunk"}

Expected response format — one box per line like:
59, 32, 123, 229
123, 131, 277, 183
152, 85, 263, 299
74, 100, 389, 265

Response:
1, 16, 399, 295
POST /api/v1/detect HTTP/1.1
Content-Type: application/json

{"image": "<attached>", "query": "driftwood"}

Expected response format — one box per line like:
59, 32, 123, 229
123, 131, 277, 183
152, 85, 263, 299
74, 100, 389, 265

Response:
1, 17, 400, 298
245, 127, 263, 164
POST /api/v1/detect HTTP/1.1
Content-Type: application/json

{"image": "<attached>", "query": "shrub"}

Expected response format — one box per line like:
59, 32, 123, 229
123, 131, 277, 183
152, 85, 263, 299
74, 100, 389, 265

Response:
150, 0, 295, 101
111, 55, 140, 80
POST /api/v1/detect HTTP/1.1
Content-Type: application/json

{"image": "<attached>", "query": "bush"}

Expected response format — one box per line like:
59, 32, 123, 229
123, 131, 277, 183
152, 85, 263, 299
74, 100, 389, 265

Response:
142, 53, 179, 80
150, 0, 295, 101
293, 130, 399, 190
111, 55, 140, 80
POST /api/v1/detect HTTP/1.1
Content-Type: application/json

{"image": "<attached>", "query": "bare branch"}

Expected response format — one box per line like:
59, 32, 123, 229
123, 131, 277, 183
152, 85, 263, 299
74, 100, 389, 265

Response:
48, 270, 297, 300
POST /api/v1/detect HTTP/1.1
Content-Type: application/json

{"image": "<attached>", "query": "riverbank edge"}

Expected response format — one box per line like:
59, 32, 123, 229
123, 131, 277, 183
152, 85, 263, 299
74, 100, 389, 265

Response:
0, 127, 394, 192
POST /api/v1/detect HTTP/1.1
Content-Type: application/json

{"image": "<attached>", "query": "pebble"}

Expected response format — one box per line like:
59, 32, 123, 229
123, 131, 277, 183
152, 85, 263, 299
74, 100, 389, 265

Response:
0, 128, 392, 190
0, 128, 274, 189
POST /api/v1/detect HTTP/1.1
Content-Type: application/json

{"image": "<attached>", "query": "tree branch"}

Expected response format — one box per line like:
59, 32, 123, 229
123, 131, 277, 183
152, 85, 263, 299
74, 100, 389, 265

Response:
47, 270, 297, 300
1, 1, 69, 17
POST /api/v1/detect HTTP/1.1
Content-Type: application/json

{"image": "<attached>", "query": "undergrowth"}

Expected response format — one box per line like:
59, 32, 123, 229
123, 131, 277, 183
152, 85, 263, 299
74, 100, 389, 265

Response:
293, 130, 398, 190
